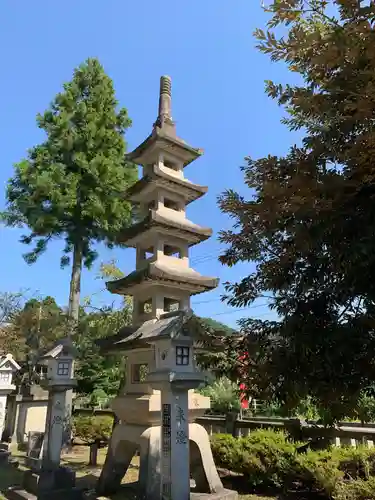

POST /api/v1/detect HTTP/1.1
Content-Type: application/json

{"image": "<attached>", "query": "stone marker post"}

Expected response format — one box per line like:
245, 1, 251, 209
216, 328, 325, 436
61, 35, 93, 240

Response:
40, 338, 76, 470
21, 338, 80, 499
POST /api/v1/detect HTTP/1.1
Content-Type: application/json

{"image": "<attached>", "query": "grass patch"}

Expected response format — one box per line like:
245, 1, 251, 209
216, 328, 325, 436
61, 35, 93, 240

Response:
2, 445, 277, 499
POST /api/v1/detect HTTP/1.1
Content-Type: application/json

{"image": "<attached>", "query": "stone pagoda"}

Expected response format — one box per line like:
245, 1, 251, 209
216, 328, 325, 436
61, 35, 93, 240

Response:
97, 76, 237, 500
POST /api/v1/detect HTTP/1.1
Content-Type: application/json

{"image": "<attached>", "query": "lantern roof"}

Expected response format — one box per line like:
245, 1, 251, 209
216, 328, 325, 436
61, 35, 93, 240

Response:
97, 309, 225, 353
40, 337, 77, 363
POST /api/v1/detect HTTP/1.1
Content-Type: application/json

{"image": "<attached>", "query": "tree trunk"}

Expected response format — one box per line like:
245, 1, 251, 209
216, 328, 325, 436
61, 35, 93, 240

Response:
112, 358, 126, 430
89, 440, 100, 466
67, 239, 83, 336
63, 239, 83, 451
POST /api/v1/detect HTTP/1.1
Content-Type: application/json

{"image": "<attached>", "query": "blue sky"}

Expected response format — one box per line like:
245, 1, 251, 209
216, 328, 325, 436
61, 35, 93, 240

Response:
0, 0, 299, 327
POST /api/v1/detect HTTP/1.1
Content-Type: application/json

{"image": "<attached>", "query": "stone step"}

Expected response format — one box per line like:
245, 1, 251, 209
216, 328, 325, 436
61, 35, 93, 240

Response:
6, 486, 84, 500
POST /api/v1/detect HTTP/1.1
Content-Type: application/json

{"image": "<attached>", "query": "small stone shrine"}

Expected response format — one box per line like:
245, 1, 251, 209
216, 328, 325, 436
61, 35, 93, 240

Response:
0, 354, 20, 439
19, 338, 81, 500
97, 76, 237, 500
0, 353, 20, 465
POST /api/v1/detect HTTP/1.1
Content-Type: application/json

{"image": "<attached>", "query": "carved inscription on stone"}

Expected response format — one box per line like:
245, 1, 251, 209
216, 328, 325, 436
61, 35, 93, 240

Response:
161, 403, 171, 499
175, 404, 187, 444
176, 429, 188, 445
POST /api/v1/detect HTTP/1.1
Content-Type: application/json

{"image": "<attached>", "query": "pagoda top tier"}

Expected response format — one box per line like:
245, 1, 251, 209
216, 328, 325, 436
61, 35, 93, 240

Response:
126, 76, 202, 168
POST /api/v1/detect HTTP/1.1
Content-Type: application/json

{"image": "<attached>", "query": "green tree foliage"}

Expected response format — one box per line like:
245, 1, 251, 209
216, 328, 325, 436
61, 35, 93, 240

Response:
72, 414, 113, 445
199, 377, 241, 414
74, 260, 131, 399
2, 58, 137, 334
6, 296, 66, 387
0, 291, 27, 358
0, 295, 65, 361
75, 305, 131, 398
218, 0, 375, 422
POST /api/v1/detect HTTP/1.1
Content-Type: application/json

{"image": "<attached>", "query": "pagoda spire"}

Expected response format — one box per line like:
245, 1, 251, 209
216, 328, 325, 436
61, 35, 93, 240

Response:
154, 75, 176, 135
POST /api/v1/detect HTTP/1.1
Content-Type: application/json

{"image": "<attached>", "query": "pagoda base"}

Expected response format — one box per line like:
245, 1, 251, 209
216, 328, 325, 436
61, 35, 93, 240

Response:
111, 389, 210, 425
97, 423, 235, 500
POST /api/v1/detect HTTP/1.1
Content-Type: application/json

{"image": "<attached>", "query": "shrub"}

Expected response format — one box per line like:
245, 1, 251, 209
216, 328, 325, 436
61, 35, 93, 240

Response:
210, 434, 243, 471
211, 429, 301, 489
356, 394, 375, 424
211, 429, 375, 497
199, 377, 241, 414
73, 414, 113, 445
333, 477, 375, 500
297, 446, 375, 495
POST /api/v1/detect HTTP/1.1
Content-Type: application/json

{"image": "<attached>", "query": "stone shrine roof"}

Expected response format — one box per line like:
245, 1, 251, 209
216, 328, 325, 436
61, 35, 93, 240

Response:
97, 309, 225, 353
118, 209, 212, 247
126, 164, 208, 205
0, 354, 20, 371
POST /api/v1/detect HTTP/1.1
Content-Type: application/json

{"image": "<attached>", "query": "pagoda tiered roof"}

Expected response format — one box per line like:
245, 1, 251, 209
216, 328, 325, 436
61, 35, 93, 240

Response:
118, 209, 212, 247
106, 259, 219, 296
127, 126, 203, 168
126, 164, 207, 205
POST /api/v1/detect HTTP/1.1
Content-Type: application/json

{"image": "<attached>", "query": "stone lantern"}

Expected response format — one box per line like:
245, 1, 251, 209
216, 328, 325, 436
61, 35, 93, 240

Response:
0, 354, 20, 438
97, 76, 237, 500
39, 338, 77, 470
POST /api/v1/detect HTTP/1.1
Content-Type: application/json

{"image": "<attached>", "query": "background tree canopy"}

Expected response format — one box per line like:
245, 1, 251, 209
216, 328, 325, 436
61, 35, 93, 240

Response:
219, 0, 375, 422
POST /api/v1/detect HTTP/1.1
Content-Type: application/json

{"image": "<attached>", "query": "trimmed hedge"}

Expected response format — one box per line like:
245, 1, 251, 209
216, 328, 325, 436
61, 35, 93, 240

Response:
72, 414, 113, 445
211, 430, 375, 499
211, 429, 301, 489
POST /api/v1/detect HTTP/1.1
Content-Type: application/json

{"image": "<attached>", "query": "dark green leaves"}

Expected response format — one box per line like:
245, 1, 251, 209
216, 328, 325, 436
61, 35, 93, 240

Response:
219, 0, 375, 422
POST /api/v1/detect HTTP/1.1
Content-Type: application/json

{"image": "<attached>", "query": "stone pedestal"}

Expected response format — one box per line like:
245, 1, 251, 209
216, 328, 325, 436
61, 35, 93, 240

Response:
6, 467, 83, 500
98, 421, 237, 500
23, 466, 76, 494
42, 388, 70, 468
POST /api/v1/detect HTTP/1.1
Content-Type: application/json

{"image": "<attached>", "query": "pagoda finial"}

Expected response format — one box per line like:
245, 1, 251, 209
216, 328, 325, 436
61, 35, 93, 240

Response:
156, 75, 174, 128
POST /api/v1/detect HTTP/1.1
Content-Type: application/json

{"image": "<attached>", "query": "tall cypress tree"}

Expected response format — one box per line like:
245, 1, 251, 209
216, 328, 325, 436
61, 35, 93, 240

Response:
2, 58, 137, 335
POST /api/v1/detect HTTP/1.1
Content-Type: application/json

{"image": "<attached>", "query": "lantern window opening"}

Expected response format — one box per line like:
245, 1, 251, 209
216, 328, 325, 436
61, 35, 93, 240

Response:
0, 372, 10, 383
163, 159, 179, 172
57, 361, 70, 376
138, 298, 153, 315
164, 297, 181, 313
176, 346, 190, 366
164, 244, 182, 258
163, 198, 180, 211
132, 363, 149, 383
143, 246, 154, 260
